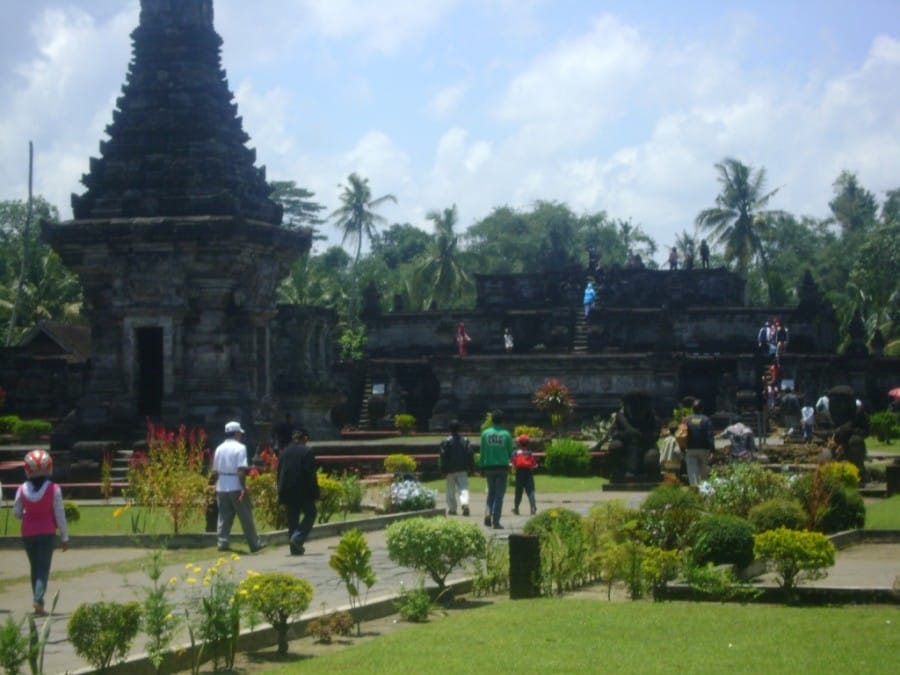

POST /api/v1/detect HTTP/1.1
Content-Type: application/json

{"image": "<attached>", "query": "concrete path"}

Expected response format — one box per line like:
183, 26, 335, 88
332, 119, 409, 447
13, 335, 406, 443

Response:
0, 488, 896, 675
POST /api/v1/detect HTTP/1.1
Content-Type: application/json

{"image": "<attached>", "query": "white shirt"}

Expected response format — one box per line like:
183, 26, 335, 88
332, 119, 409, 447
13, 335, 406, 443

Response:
213, 438, 248, 492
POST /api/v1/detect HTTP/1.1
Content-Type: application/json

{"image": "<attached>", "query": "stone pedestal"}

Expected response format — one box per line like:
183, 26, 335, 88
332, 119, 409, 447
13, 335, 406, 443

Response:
509, 533, 541, 599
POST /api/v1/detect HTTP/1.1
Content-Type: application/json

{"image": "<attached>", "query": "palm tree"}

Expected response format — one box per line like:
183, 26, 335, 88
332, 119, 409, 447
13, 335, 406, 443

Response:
415, 205, 471, 309
695, 157, 786, 298
331, 174, 396, 323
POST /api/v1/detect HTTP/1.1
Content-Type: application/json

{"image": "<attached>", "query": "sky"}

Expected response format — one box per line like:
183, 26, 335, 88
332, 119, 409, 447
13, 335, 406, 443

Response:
1, 0, 898, 262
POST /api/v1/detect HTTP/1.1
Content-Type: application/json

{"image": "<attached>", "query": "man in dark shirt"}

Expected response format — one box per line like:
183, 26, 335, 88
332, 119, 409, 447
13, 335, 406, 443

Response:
684, 400, 715, 486
277, 427, 319, 555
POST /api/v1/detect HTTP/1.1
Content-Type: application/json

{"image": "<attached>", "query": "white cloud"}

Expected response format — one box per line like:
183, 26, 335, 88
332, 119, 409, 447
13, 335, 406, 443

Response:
429, 82, 467, 117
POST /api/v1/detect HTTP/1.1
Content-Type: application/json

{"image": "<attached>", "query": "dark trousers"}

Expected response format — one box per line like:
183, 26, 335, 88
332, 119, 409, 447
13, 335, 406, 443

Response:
286, 500, 317, 544
514, 470, 536, 512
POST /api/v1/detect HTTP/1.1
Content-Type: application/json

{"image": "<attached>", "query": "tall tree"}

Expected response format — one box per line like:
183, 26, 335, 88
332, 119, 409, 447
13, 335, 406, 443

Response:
415, 205, 471, 310
695, 157, 785, 297
330, 173, 396, 323
270, 180, 327, 240
828, 170, 878, 235
371, 223, 430, 269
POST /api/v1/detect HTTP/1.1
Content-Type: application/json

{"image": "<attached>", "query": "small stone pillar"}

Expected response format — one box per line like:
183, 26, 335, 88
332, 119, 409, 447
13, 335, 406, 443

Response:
509, 534, 541, 599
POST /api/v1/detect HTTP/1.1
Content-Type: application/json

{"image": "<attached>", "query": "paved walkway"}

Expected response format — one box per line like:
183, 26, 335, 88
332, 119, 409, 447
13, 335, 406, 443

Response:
0, 488, 897, 675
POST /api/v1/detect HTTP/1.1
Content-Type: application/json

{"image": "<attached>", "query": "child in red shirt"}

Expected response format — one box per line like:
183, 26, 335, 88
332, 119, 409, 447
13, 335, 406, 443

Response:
511, 435, 538, 515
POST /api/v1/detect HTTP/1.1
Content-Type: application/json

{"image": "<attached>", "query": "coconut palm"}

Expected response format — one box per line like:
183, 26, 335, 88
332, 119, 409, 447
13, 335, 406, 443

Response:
330, 174, 396, 322
415, 205, 471, 309
695, 158, 786, 296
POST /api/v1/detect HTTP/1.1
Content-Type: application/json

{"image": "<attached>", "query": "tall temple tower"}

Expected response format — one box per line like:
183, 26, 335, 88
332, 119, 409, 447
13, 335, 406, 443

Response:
42, 0, 311, 445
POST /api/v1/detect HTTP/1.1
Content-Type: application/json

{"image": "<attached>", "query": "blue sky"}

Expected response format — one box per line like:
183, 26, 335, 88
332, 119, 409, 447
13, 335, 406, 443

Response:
1, 1, 898, 262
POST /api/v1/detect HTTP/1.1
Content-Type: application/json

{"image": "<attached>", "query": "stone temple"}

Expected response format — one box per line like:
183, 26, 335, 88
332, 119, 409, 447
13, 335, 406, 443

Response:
21, 0, 899, 452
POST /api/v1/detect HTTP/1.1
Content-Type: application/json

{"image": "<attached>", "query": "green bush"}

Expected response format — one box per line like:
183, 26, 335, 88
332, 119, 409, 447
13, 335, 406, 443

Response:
390, 479, 437, 511
11, 419, 52, 442
386, 517, 486, 590
514, 425, 543, 439
393, 414, 417, 435
640, 546, 683, 600
869, 411, 899, 443
0, 415, 21, 434
640, 485, 702, 549
238, 572, 314, 654
701, 463, 789, 518
543, 438, 591, 476
394, 579, 434, 622
523, 508, 589, 594
748, 498, 807, 533
67, 601, 142, 673
818, 461, 860, 490
689, 514, 755, 568
63, 500, 81, 524
329, 529, 376, 635
753, 527, 836, 591
790, 469, 866, 533
317, 470, 344, 524
308, 611, 353, 644
0, 616, 28, 675
820, 486, 866, 533
384, 453, 417, 476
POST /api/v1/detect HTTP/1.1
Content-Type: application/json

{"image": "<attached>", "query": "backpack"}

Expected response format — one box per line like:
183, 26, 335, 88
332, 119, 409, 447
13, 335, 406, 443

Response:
675, 421, 691, 450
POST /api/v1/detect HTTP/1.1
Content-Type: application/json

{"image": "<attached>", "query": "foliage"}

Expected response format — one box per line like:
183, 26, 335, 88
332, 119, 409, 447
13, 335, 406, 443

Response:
640, 485, 702, 549
183, 555, 243, 671
819, 486, 866, 533
0, 415, 20, 434
682, 562, 763, 601
393, 414, 416, 435
329, 529, 376, 635
468, 536, 510, 597
543, 438, 591, 476
747, 498, 808, 533
818, 460, 861, 490
25, 591, 57, 675
869, 412, 899, 443
140, 549, 178, 675
394, 579, 434, 623
523, 508, 589, 594
338, 469, 365, 514
699, 462, 789, 518
640, 546, 683, 600
790, 465, 866, 532
238, 572, 314, 655
390, 479, 437, 511
126, 422, 209, 535
532, 378, 575, 429
308, 611, 354, 644
384, 453, 417, 475
413, 204, 473, 310
753, 527, 836, 591
67, 601, 142, 674
246, 449, 288, 530
0, 616, 28, 675
480, 411, 493, 431
579, 413, 616, 443
689, 514, 756, 568
63, 500, 81, 523
514, 425, 543, 439
100, 450, 113, 502
338, 325, 367, 362
10, 419, 51, 442
386, 517, 486, 590
317, 470, 344, 524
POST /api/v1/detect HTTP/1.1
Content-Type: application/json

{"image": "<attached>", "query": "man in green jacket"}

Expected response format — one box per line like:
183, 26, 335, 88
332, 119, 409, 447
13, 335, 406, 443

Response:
480, 409, 514, 529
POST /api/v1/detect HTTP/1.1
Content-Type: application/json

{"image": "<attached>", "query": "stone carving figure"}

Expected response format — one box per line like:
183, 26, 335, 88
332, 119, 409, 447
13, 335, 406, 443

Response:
606, 391, 661, 482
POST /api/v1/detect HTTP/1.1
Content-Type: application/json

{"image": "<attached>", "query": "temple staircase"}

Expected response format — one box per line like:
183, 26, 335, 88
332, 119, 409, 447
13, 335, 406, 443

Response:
573, 312, 588, 353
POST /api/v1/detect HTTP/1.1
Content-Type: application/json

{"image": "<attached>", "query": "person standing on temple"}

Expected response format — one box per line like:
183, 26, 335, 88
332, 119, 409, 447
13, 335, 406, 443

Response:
503, 327, 514, 353
668, 247, 679, 270
699, 239, 710, 269
480, 409, 514, 529
456, 321, 472, 356
212, 421, 266, 553
277, 427, 319, 555
583, 281, 597, 318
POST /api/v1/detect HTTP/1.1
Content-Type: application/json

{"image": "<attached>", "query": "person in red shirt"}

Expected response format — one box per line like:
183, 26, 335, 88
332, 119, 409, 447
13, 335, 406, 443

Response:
511, 435, 538, 515
13, 450, 69, 616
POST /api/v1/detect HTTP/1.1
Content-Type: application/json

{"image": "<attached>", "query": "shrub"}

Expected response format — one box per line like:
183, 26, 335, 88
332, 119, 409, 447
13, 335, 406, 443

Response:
532, 378, 575, 430
329, 529, 376, 635
683, 562, 763, 601
393, 414, 416, 435
183, 556, 243, 671
67, 601, 142, 673
819, 486, 866, 533
0, 616, 28, 675
12, 419, 52, 442
514, 425, 543, 439
308, 611, 353, 644
689, 514, 755, 568
140, 549, 178, 675
386, 517, 486, 590
394, 579, 433, 622
583, 500, 642, 583
390, 479, 436, 511
869, 411, 899, 443
753, 527, 836, 591
543, 438, 591, 476
640, 546, 683, 600
468, 536, 510, 597
247, 448, 288, 530
63, 500, 81, 524
384, 453, 417, 476
818, 461, 860, 490
0, 415, 21, 434
791, 467, 866, 533
238, 572, 314, 654
700, 463, 789, 518
338, 470, 365, 514
640, 485, 702, 549
748, 498, 808, 533
523, 508, 589, 594
317, 470, 344, 524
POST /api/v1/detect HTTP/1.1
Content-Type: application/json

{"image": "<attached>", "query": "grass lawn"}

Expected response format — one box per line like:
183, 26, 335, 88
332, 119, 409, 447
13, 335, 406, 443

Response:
865, 495, 900, 529
260, 600, 899, 674
422, 474, 607, 495
866, 436, 900, 454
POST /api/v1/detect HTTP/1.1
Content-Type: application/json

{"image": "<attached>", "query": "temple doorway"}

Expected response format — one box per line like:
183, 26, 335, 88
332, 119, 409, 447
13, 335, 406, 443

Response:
136, 326, 164, 416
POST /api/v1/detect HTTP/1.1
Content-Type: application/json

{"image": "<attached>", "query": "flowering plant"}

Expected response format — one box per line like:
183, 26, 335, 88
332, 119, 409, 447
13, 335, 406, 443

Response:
533, 379, 575, 429
390, 479, 437, 511
183, 555, 243, 671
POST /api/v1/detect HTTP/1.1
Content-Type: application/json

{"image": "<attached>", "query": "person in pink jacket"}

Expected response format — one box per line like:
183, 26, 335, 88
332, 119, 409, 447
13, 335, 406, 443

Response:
13, 450, 69, 616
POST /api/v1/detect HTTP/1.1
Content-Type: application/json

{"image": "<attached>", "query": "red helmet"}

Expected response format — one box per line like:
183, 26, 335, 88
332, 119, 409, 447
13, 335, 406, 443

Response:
24, 449, 53, 478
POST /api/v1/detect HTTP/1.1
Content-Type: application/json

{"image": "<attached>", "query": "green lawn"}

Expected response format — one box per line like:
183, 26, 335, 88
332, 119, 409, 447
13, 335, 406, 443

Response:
422, 474, 607, 495
865, 495, 900, 529
867, 436, 900, 454
261, 600, 899, 674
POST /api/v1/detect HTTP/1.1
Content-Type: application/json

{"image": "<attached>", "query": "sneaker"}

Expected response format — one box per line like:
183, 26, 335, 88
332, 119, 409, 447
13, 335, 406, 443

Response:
484, 515, 492, 526
461, 505, 470, 516
289, 541, 305, 556
250, 542, 268, 553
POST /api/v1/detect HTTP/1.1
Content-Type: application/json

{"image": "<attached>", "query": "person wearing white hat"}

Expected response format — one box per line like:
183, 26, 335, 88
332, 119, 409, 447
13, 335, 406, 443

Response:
212, 421, 266, 553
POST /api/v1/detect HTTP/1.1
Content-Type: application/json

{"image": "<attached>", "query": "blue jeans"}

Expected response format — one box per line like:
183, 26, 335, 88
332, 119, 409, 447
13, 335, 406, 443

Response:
23, 534, 56, 607
286, 500, 317, 545
483, 468, 508, 526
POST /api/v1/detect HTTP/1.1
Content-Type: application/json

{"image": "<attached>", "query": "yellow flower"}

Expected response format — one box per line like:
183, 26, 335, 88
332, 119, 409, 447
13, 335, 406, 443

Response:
192, 566, 202, 575
113, 507, 124, 518
168, 577, 178, 585
185, 563, 194, 570
186, 577, 196, 585
230, 553, 240, 562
